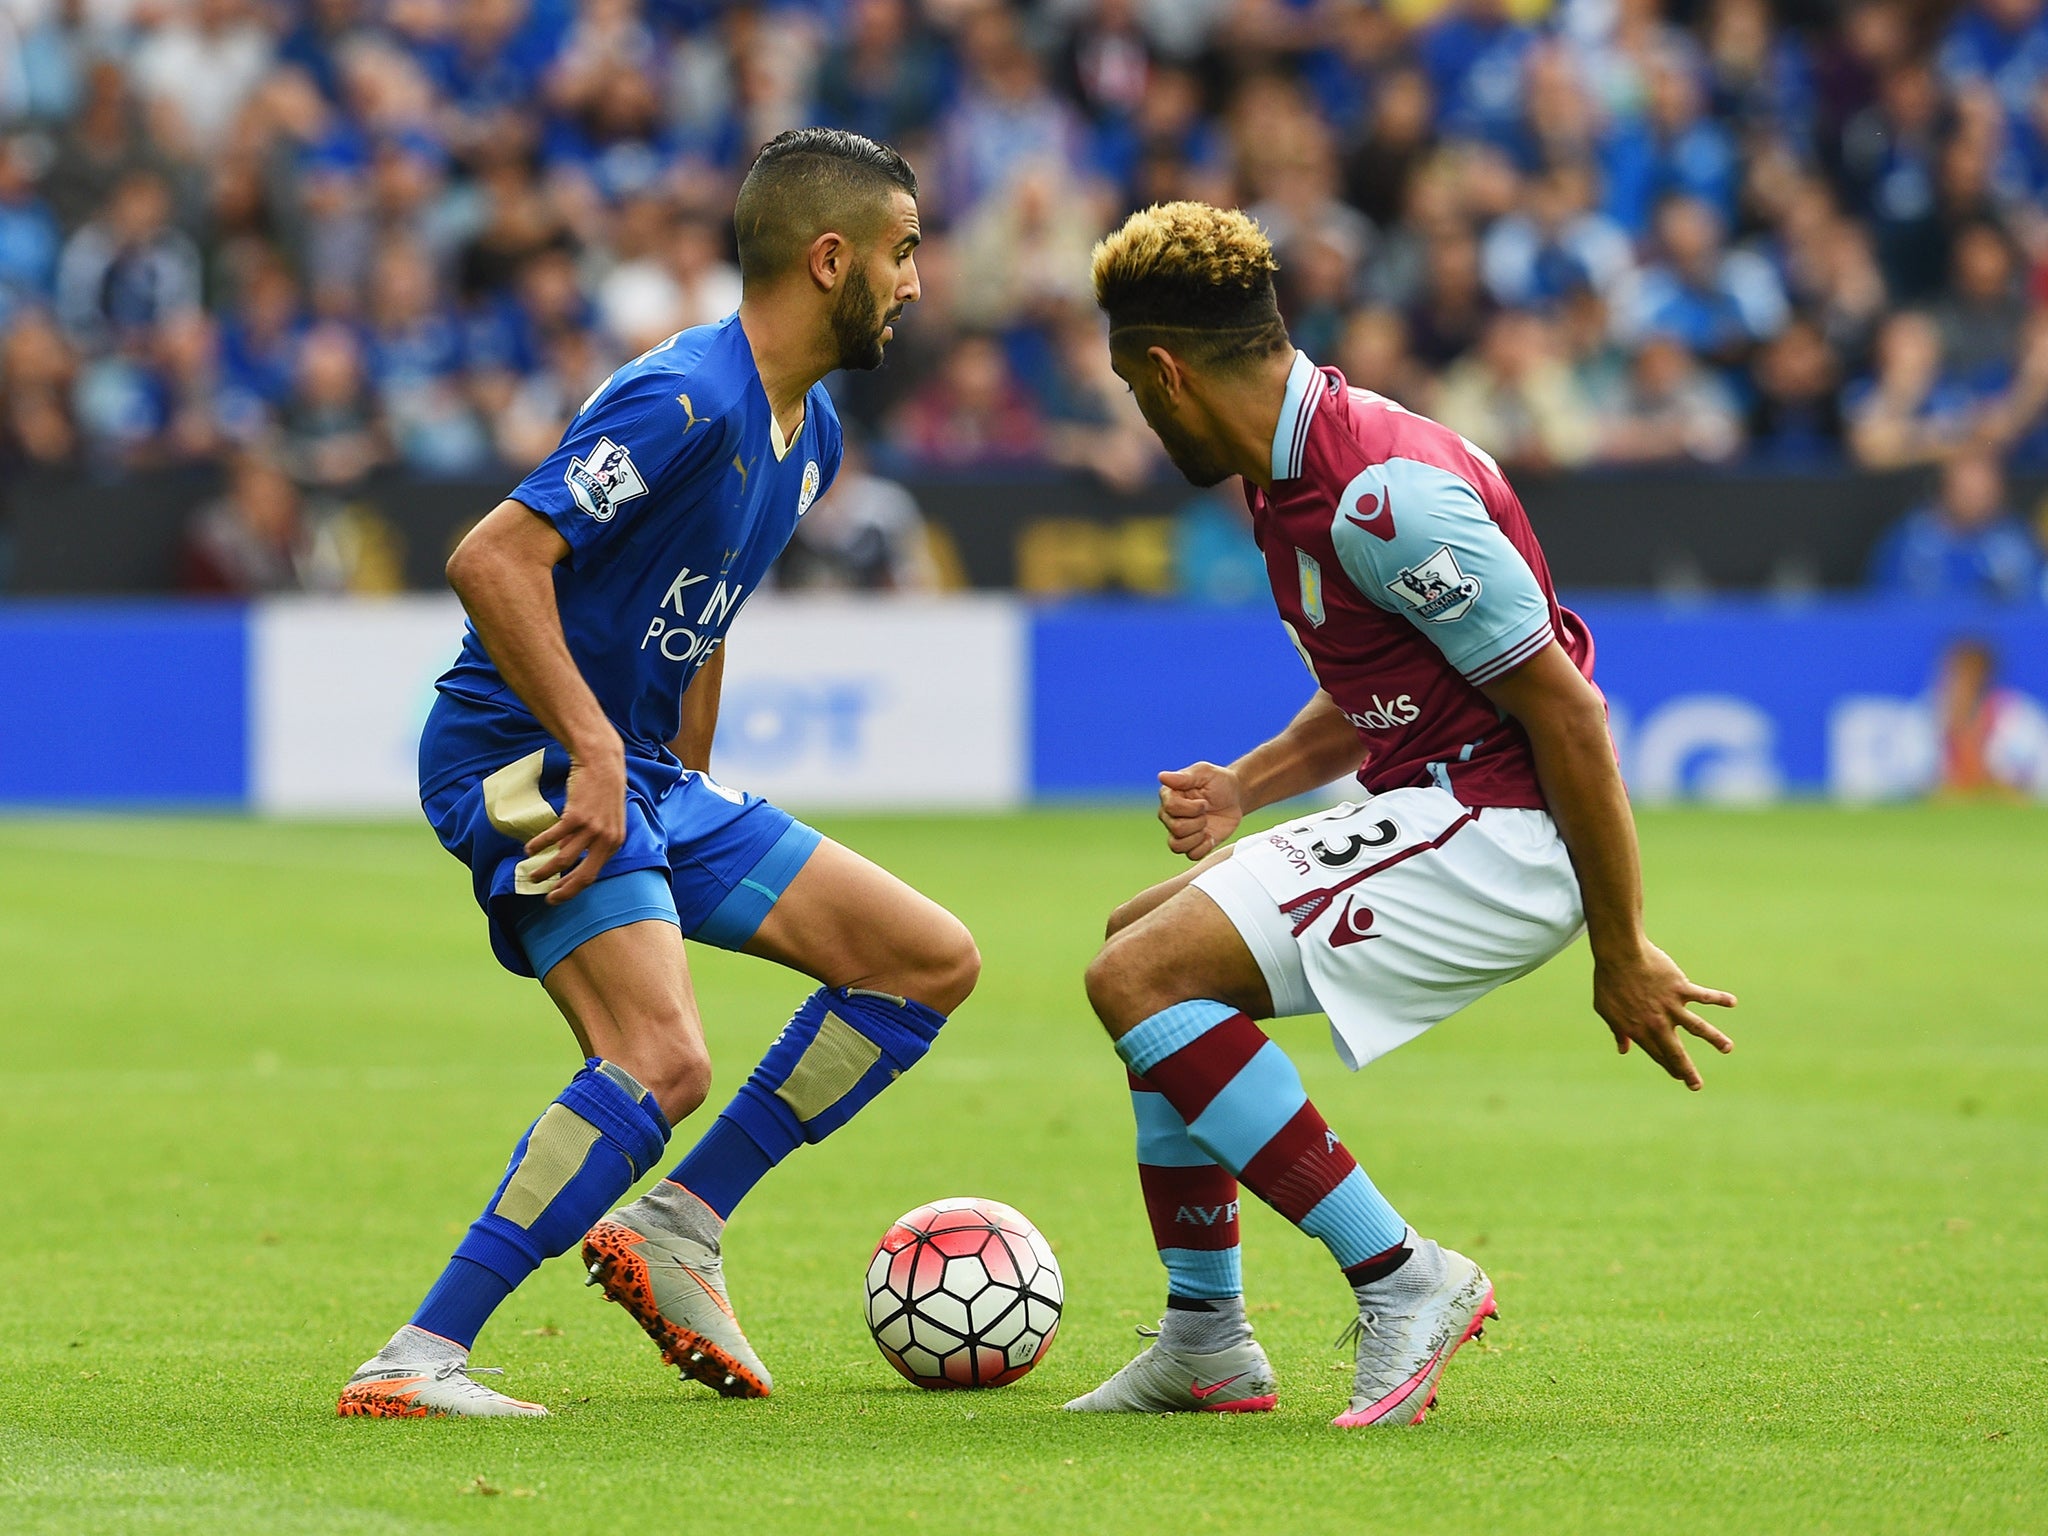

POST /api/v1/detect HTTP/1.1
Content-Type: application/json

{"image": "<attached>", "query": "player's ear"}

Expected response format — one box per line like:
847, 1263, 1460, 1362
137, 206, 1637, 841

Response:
806, 230, 849, 293
1144, 344, 1186, 402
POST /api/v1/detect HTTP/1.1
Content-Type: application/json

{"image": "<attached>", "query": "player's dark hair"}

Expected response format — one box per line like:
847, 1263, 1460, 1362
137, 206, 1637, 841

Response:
733, 128, 918, 285
1091, 202, 1291, 371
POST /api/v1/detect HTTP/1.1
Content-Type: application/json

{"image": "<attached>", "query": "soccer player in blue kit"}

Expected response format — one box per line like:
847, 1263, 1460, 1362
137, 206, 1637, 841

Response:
337, 130, 977, 1418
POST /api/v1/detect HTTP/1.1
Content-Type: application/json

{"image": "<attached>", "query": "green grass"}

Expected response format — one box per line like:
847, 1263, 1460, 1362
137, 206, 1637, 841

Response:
1, 806, 2044, 1534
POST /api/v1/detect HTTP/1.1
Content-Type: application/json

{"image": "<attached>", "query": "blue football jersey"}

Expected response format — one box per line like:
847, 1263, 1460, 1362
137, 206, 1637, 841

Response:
421, 314, 842, 798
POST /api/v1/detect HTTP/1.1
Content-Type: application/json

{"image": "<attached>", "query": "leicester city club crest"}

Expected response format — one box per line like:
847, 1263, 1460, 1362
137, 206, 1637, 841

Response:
1297, 548, 1326, 627
565, 436, 648, 522
1386, 543, 1482, 623
797, 459, 821, 517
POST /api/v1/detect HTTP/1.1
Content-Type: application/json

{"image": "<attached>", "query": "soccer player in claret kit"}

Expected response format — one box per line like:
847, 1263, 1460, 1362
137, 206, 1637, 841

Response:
336, 130, 982, 1418
1066, 204, 1738, 1426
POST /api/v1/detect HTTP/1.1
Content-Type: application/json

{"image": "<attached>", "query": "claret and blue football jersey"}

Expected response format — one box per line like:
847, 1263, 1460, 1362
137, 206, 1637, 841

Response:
1251, 349, 1598, 810
421, 314, 842, 801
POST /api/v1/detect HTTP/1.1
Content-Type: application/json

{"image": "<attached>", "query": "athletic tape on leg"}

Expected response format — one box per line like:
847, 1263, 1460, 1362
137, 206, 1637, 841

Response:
663, 988, 945, 1217
454, 1059, 671, 1285
729, 986, 945, 1151
664, 986, 947, 1221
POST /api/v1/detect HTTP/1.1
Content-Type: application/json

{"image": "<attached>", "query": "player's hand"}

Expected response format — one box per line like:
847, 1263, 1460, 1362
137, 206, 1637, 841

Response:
525, 735, 628, 904
1157, 762, 1245, 860
1591, 939, 1737, 1091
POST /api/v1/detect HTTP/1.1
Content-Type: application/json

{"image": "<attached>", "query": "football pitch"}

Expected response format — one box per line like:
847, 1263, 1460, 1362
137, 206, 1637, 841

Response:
2, 805, 2043, 1534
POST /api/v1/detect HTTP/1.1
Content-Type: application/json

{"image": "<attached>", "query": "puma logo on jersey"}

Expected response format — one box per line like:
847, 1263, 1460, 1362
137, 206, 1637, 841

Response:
676, 393, 706, 431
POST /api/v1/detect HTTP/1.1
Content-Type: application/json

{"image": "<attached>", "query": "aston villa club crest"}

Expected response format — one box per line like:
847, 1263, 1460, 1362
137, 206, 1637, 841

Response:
565, 436, 648, 522
1386, 544, 1482, 623
797, 459, 821, 517
1297, 548, 1326, 628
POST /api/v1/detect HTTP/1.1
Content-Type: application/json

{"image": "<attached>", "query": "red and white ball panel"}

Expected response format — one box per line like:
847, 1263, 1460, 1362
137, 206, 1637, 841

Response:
864, 1197, 1063, 1390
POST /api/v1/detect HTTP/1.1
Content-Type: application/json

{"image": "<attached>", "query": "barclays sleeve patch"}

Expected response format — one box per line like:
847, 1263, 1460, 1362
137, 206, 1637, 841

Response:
1385, 544, 1482, 622
565, 437, 649, 522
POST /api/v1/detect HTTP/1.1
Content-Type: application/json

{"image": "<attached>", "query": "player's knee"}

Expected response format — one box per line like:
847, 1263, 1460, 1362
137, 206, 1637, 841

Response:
1083, 936, 1151, 1035
639, 1038, 711, 1126
912, 914, 979, 1015
609, 1010, 712, 1125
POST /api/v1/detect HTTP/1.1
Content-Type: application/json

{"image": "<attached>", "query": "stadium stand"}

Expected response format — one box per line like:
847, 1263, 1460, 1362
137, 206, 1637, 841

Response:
1, 0, 2046, 597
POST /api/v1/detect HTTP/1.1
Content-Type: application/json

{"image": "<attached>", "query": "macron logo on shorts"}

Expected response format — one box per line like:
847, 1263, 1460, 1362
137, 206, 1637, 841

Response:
1328, 895, 1379, 948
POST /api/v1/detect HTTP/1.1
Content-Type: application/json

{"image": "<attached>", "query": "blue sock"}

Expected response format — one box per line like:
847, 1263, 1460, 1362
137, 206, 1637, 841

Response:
412, 1059, 670, 1349
408, 1258, 510, 1350
664, 986, 945, 1219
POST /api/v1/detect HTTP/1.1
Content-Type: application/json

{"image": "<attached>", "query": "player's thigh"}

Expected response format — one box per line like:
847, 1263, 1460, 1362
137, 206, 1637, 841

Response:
1105, 844, 1236, 937
743, 837, 979, 1013
540, 918, 710, 1118
1085, 883, 1273, 1038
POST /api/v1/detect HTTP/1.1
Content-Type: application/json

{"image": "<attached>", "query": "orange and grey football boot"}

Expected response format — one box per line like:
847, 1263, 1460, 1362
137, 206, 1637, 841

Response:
337, 1356, 547, 1418
582, 1208, 772, 1397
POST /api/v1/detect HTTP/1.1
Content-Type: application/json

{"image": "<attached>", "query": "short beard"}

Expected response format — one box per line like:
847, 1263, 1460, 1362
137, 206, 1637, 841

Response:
1154, 410, 1231, 488
830, 268, 891, 372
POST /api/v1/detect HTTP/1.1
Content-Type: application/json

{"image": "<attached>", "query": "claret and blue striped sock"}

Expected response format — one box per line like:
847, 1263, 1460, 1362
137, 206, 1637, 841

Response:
1114, 1002, 1408, 1279
1129, 1067, 1254, 1354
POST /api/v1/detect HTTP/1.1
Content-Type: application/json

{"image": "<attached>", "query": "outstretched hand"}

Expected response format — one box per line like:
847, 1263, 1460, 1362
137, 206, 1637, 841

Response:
1592, 940, 1737, 1091
1157, 762, 1246, 860
523, 738, 627, 904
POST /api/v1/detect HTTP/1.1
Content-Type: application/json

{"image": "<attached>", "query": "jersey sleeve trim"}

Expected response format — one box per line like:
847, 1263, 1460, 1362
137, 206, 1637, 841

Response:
1462, 614, 1555, 686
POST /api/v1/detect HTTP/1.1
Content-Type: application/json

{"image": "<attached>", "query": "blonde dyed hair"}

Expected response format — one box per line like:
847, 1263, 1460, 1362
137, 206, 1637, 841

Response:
1091, 202, 1288, 367
1091, 202, 1278, 306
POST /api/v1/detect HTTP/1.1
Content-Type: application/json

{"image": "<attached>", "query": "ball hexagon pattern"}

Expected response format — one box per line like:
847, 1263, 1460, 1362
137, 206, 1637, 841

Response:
864, 1197, 1063, 1390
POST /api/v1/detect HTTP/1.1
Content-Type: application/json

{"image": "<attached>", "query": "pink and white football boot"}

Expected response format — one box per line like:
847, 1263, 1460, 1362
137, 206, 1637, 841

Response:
1332, 1234, 1495, 1427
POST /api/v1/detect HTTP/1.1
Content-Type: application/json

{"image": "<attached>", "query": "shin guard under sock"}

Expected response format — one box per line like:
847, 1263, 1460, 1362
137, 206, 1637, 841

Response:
655, 986, 945, 1225
412, 1059, 670, 1348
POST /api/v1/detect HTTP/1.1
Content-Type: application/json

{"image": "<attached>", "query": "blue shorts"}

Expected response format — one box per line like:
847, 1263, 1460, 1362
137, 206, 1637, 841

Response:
422, 745, 822, 979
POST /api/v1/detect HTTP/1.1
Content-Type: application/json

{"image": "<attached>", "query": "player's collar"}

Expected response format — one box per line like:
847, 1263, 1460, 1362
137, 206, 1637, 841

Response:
1270, 349, 1322, 483
768, 407, 802, 461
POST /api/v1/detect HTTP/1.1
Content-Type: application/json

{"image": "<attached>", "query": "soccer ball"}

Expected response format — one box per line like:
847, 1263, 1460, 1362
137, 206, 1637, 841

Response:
864, 1197, 1063, 1390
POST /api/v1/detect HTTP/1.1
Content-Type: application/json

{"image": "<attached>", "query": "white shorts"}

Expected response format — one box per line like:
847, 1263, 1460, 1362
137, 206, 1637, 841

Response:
1191, 786, 1585, 1071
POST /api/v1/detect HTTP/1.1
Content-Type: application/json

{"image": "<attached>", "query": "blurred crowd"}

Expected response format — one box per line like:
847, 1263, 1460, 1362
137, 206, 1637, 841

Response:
5, 0, 2048, 592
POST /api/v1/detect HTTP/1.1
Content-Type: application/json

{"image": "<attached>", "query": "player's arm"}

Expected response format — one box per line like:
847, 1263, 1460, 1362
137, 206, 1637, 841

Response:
445, 500, 625, 904
670, 643, 725, 773
1157, 690, 1358, 859
1480, 644, 1737, 1090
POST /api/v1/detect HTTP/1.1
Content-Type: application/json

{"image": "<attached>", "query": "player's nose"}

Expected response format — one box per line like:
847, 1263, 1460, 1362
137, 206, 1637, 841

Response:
899, 259, 921, 306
